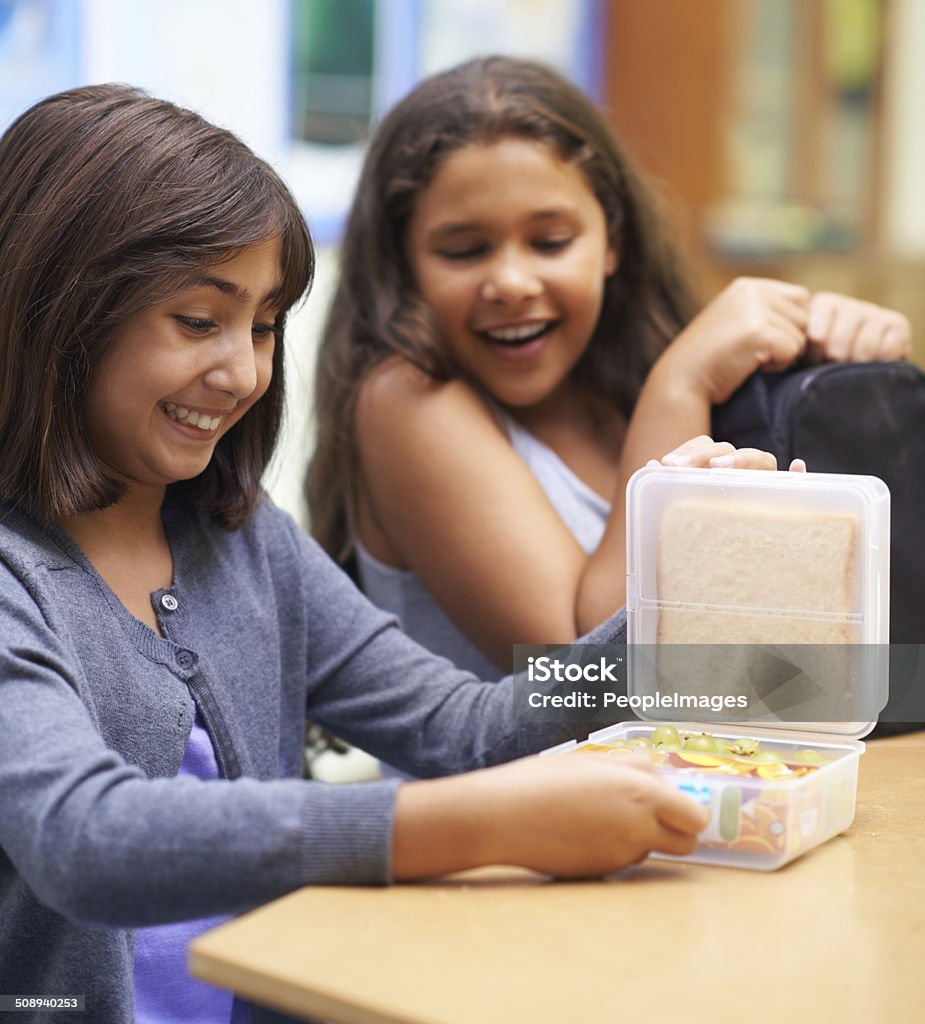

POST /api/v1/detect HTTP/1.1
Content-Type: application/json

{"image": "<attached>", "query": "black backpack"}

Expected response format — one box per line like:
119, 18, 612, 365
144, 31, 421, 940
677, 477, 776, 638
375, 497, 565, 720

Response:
713, 360, 925, 735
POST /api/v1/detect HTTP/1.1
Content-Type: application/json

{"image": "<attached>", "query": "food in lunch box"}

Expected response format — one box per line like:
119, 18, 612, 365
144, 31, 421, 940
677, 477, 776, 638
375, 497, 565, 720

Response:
655, 499, 859, 644
571, 730, 828, 781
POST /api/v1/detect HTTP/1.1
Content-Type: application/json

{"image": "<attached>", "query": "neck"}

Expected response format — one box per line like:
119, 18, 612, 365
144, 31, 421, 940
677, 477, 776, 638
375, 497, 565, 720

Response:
56, 483, 168, 557
506, 377, 589, 434
56, 484, 175, 633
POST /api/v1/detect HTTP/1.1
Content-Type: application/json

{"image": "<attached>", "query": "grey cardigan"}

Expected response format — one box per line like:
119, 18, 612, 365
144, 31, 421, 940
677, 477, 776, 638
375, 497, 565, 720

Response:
0, 496, 625, 1022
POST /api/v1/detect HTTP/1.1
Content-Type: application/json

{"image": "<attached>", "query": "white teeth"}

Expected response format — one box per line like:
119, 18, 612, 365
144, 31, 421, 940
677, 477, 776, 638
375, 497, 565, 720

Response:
163, 404, 223, 432
484, 323, 549, 343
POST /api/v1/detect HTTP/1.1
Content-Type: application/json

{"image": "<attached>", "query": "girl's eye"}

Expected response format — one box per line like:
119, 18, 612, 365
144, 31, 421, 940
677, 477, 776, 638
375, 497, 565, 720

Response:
534, 237, 573, 253
252, 322, 281, 341
175, 315, 216, 333
437, 243, 488, 262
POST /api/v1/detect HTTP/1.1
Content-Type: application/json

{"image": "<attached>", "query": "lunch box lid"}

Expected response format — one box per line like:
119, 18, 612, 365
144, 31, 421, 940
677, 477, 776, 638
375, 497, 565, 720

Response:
624, 466, 890, 740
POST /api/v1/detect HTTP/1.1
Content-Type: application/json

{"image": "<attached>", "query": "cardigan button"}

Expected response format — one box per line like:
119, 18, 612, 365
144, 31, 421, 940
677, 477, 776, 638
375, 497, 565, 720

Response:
161, 593, 179, 611
176, 650, 195, 670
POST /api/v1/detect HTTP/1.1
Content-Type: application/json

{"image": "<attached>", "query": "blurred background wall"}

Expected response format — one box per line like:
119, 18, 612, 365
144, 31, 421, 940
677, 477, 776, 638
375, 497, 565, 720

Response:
2, 0, 922, 526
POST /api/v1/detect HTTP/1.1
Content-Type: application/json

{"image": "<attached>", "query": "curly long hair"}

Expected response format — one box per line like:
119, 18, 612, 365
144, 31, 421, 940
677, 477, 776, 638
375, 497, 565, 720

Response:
307, 55, 700, 558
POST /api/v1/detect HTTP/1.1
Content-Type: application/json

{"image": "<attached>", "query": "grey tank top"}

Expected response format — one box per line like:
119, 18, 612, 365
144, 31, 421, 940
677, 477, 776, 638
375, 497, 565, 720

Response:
355, 405, 611, 680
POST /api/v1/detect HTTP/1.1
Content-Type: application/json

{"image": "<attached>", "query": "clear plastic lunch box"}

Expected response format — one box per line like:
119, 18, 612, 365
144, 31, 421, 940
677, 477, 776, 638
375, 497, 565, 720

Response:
545, 466, 891, 870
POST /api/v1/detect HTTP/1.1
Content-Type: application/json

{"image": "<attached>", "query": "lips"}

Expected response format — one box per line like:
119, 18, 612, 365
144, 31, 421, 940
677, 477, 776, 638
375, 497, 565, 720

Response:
161, 402, 225, 433
478, 320, 557, 347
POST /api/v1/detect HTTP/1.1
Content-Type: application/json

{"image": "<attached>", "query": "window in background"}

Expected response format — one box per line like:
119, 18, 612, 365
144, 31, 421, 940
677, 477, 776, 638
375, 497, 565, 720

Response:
707, 0, 883, 258
290, 0, 375, 146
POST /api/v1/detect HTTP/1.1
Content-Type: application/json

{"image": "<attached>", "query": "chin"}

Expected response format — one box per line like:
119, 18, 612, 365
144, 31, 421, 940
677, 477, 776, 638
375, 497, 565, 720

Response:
159, 460, 214, 484
486, 382, 556, 410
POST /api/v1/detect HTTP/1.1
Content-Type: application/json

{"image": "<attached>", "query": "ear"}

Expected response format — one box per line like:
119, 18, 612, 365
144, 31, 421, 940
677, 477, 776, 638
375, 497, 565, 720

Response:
604, 233, 619, 277
605, 246, 618, 277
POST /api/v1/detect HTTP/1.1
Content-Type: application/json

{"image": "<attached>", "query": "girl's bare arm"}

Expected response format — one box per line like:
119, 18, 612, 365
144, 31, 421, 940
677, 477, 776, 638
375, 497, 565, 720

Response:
391, 754, 709, 880
357, 361, 772, 668
357, 282, 908, 666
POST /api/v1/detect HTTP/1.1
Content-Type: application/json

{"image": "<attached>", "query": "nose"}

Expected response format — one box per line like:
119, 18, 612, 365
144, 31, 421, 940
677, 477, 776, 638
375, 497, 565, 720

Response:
480, 252, 543, 305
203, 328, 259, 399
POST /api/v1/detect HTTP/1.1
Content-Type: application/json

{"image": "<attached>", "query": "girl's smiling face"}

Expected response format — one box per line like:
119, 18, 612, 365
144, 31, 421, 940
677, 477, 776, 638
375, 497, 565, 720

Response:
405, 136, 617, 410
83, 237, 283, 498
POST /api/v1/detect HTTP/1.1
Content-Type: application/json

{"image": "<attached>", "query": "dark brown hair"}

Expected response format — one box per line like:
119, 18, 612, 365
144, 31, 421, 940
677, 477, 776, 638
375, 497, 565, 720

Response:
0, 83, 314, 528
307, 55, 701, 559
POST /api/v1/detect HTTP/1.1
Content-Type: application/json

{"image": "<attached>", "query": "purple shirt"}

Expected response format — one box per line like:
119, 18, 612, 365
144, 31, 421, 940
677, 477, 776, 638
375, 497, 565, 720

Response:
133, 713, 248, 1024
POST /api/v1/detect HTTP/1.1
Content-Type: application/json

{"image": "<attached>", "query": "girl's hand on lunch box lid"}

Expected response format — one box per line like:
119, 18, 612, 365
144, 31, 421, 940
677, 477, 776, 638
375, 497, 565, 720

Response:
650, 435, 807, 473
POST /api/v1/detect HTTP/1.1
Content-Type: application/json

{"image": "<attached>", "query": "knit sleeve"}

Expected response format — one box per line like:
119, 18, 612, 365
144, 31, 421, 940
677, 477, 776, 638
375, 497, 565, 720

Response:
270, 510, 628, 778
0, 553, 399, 928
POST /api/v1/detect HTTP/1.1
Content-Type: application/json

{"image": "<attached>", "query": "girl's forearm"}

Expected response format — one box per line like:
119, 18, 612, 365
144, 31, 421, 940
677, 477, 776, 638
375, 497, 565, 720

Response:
575, 356, 712, 633
392, 775, 495, 879
391, 757, 710, 881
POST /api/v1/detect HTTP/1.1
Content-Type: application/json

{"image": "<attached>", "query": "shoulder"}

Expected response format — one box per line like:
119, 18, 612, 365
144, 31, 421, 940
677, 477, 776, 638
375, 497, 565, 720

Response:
248, 495, 362, 591
184, 495, 374, 631
0, 505, 73, 581
231, 495, 333, 575
356, 356, 505, 450
0, 508, 85, 656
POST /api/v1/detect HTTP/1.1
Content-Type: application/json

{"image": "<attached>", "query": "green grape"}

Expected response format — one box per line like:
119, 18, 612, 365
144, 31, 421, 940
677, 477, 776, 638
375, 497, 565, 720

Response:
683, 732, 719, 753
625, 737, 652, 748
650, 725, 681, 747
728, 737, 760, 757
792, 748, 825, 764
719, 786, 742, 841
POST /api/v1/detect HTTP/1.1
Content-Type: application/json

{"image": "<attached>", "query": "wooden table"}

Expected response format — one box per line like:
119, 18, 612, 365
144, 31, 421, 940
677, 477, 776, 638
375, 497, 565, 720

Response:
190, 734, 925, 1024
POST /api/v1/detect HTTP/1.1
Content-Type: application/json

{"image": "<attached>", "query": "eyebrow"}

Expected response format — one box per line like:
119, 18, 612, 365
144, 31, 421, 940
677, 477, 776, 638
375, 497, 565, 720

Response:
427, 208, 578, 241
191, 275, 285, 307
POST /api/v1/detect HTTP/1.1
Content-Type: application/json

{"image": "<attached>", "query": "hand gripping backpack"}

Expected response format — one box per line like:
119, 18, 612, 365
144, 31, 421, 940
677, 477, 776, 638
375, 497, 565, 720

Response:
712, 360, 925, 736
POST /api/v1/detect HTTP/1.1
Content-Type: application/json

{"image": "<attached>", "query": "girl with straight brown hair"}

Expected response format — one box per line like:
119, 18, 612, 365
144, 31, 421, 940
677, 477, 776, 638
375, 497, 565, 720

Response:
0, 84, 730, 1024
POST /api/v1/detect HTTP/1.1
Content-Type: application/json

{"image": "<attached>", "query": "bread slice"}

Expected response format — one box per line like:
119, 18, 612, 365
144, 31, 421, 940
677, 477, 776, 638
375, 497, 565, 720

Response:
656, 498, 859, 644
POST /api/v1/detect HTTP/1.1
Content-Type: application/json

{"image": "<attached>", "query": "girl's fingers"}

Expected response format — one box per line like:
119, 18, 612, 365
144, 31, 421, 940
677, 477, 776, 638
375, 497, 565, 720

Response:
756, 319, 807, 371
708, 447, 777, 470
655, 445, 804, 473
753, 278, 812, 307
824, 308, 863, 361
661, 436, 734, 467
881, 315, 912, 360
807, 294, 912, 363
806, 293, 838, 341
852, 319, 888, 362
654, 787, 711, 838
659, 437, 779, 471
769, 292, 811, 331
